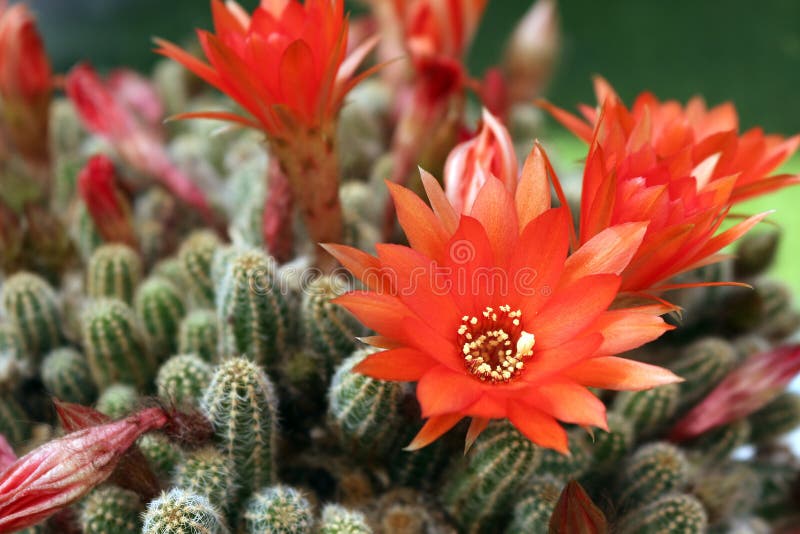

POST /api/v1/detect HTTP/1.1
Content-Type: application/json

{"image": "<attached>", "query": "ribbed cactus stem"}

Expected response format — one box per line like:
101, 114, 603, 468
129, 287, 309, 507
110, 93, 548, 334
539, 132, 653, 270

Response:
156, 353, 213, 408
748, 392, 800, 443
612, 383, 679, 437
86, 244, 142, 304
142, 488, 229, 534
617, 494, 708, 534
178, 229, 221, 307
80, 485, 143, 534
41, 347, 97, 405
202, 357, 279, 509
318, 504, 372, 534
96, 383, 139, 419
178, 309, 219, 363
617, 442, 690, 507
0, 393, 30, 446
135, 276, 186, 359
505, 477, 562, 534
670, 337, 736, 411
243, 485, 313, 534
139, 433, 183, 482
173, 446, 234, 513
0, 271, 62, 358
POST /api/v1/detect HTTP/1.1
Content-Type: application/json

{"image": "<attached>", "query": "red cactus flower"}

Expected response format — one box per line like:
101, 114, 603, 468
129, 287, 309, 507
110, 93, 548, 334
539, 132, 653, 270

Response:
539, 79, 796, 294
549, 481, 608, 534
444, 108, 518, 214
324, 144, 680, 453
670, 344, 800, 441
0, 2, 52, 162
77, 154, 138, 249
65, 63, 215, 225
0, 407, 167, 532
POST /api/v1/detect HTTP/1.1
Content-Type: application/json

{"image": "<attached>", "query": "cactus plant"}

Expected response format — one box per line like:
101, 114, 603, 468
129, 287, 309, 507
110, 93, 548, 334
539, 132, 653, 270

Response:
0, 271, 62, 358
670, 337, 736, 410
505, 477, 562, 534
96, 383, 138, 419
177, 229, 221, 307
0, 393, 29, 446
617, 493, 708, 534
41, 347, 96, 405
156, 353, 213, 407
80, 485, 142, 534
202, 357, 279, 508
173, 446, 234, 513
142, 488, 229, 534
243, 486, 313, 534
178, 309, 220, 363
81, 298, 155, 390
135, 276, 186, 358
590, 412, 635, 471
318, 505, 372, 534
617, 442, 690, 508
748, 392, 800, 444
86, 244, 142, 304
612, 383, 680, 437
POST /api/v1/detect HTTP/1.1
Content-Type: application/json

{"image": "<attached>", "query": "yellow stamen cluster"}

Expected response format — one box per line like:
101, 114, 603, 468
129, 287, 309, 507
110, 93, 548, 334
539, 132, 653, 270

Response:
457, 305, 535, 383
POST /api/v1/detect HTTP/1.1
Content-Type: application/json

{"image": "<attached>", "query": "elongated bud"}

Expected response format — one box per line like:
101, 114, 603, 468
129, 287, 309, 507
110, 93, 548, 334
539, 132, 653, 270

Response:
0, 407, 167, 532
504, 0, 560, 102
444, 108, 518, 213
548, 480, 608, 534
78, 155, 138, 248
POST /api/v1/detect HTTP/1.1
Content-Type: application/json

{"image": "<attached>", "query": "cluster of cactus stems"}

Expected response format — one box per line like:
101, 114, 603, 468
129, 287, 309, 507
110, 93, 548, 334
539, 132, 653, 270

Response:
1, 0, 800, 533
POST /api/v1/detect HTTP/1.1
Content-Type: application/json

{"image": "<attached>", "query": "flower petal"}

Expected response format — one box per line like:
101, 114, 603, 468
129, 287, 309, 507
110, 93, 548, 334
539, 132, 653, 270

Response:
562, 357, 682, 390
405, 414, 463, 451
353, 348, 436, 382
417, 366, 483, 418
508, 401, 568, 454
560, 222, 648, 287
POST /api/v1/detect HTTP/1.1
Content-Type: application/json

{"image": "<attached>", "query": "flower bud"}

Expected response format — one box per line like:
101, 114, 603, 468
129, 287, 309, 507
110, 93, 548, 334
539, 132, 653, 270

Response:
504, 0, 560, 102
77, 154, 138, 248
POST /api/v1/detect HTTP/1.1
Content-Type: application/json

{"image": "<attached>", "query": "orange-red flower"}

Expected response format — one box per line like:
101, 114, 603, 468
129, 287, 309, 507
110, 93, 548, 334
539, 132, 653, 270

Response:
324, 145, 680, 453
540, 78, 799, 293
0, 2, 52, 162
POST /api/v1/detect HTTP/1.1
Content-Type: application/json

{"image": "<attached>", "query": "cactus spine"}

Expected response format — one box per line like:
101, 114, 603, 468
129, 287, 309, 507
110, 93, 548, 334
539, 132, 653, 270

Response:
202, 357, 279, 508
135, 276, 186, 358
80, 485, 142, 534
328, 349, 404, 459
156, 353, 213, 407
216, 249, 290, 367
41, 347, 96, 405
142, 488, 229, 534
442, 422, 541, 534
318, 505, 372, 534
617, 442, 690, 507
96, 383, 138, 419
81, 298, 155, 390
178, 230, 221, 307
139, 433, 183, 482
612, 383, 679, 437
86, 244, 142, 304
0, 271, 62, 358
243, 486, 313, 534
173, 446, 234, 513
670, 337, 736, 410
590, 412, 635, 471
505, 477, 562, 534
178, 309, 219, 363
617, 494, 708, 534
747, 392, 800, 444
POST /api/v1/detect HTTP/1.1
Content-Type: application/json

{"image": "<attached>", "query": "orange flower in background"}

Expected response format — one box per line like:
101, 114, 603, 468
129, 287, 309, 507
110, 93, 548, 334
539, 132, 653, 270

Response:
0, 2, 52, 162
444, 108, 518, 214
540, 79, 799, 294
325, 145, 680, 453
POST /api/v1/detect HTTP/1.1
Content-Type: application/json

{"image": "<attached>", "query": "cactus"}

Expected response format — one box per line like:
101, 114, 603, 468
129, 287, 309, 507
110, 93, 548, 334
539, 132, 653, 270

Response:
748, 392, 800, 444
142, 488, 229, 534
328, 349, 405, 459
173, 446, 234, 513
202, 357, 279, 508
505, 477, 562, 534
670, 337, 736, 410
692, 463, 760, 526
734, 228, 780, 278
243, 486, 313, 534
612, 383, 679, 437
617, 442, 690, 508
152, 257, 188, 292
318, 505, 372, 534
0, 323, 27, 386
216, 248, 290, 366
86, 244, 142, 304
70, 202, 104, 261
389, 427, 449, 489
617, 494, 708, 534
41, 347, 96, 405
300, 276, 364, 373
135, 277, 186, 358
0, 271, 62, 358
177, 229, 221, 307
0, 393, 29, 446
755, 280, 799, 340
537, 429, 592, 482
590, 412, 635, 471
687, 418, 750, 463
139, 433, 183, 482
442, 421, 541, 534
80, 485, 142, 534
81, 298, 156, 390
178, 309, 219, 363
156, 353, 213, 407
96, 383, 138, 419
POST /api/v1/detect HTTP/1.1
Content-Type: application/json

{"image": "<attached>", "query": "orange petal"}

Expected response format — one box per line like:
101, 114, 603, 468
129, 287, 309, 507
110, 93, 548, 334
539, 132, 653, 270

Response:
420, 168, 459, 235
532, 380, 608, 430
515, 144, 552, 229
405, 414, 463, 451
561, 222, 648, 287
387, 181, 450, 262
464, 417, 490, 454
333, 292, 411, 340
562, 357, 682, 390
417, 366, 482, 418
353, 348, 435, 382
320, 243, 386, 292
537, 99, 594, 143
469, 175, 519, 265
508, 402, 568, 453
591, 309, 673, 355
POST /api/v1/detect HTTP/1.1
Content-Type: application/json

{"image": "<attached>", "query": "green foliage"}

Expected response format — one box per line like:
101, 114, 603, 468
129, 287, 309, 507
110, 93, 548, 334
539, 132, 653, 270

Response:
173, 446, 234, 513
142, 488, 229, 534
178, 229, 221, 307
178, 309, 219, 363
41, 347, 96, 405
96, 383, 138, 419
243, 486, 313, 534
318, 505, 372, 534
135, 276, 186, 358
80, 485, 142, 534
156, 353, 213, 407
0, 271, 62, 358
202, 357, 278, 509
505, 477, 562, 534
328, 348, 404, 459
216, 249, 290, 367
86, 244, 142, 304
82, 298, 155, 390
617, 442, 690, 508
612, 383, 679, 437
617, 494, 707, 534
442, 421, 541, 534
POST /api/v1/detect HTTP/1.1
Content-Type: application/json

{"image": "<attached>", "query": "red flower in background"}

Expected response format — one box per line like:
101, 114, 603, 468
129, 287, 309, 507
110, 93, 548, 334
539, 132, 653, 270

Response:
77, 155, 138, 249
0, 2, 52, 162
65, 64, 215, 224
540, 78, 799, 294
325, 144, 680, 453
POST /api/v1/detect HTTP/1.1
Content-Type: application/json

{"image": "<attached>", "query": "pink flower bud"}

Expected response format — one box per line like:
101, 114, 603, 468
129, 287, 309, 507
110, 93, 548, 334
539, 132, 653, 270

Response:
77, 155, 138, 248
444, 108, 518, 213
0, 407, 167, 532
549, 480, 608, 534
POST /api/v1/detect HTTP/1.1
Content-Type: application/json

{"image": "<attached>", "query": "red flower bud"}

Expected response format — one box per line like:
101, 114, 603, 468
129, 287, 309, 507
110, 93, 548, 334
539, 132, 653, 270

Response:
549, 480, 608, 534
77, 154, 138, 248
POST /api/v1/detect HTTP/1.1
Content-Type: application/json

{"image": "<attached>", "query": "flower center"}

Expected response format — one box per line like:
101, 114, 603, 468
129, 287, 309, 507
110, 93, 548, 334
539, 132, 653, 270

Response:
457, 305, 535, 383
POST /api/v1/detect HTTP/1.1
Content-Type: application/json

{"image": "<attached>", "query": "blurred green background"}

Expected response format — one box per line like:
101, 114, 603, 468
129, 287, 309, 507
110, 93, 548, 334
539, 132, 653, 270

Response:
16, 0, 800, 291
